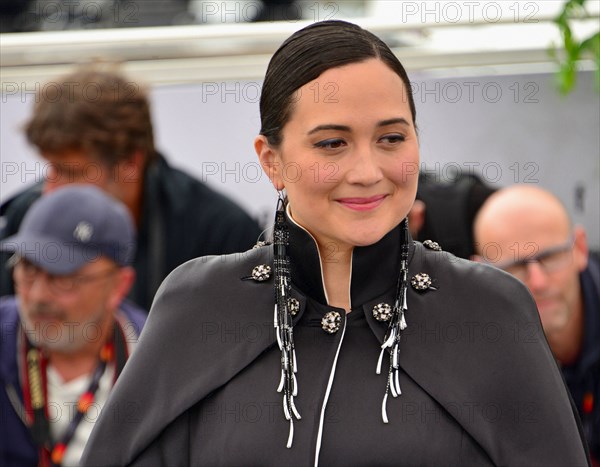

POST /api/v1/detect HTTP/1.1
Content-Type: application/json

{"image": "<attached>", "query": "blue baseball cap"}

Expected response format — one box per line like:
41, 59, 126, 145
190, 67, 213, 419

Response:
0, 185, 135, 275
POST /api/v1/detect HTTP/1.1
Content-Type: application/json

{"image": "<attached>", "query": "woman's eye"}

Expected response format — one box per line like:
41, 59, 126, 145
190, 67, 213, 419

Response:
314, 139, 346, 150
379, 134, 405, 144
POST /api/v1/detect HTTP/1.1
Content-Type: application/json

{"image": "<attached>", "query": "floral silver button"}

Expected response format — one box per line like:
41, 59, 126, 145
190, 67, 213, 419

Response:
288, 298, 300, 317
321, 311, 341, 334
423, 239, 442, 251
372, 303, 393, 322
411, 273, 432, 291
251, 264, 271, 281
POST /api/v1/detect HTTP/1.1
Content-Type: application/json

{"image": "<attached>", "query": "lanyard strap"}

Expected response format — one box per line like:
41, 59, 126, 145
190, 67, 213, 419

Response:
21, 321, 128, 467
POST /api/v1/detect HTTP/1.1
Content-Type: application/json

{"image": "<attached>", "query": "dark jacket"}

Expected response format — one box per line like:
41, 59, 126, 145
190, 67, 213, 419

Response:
82, 219, 589, 466
563, 256, 600, 462
0, 296, 147, 467
0, 154, 263, 309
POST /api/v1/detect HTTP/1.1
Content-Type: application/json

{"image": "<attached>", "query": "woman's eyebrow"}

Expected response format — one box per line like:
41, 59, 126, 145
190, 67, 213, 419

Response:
377, 118, 410, 128
307, 118, 410, 135
307, 124, 351, 135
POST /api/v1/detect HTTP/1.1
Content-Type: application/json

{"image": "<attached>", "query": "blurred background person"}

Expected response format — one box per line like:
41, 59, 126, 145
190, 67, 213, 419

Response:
473, 184, 599, 463
408, 171, 497, 259
0, 64, 262, 310
0, 184, 147, 466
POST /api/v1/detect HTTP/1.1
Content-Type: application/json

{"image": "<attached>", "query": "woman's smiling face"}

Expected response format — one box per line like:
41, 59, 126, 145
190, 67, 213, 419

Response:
257, 59, 420, 253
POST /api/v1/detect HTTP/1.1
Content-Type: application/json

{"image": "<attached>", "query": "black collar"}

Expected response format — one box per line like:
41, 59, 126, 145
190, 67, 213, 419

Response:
287, 213, 415, 308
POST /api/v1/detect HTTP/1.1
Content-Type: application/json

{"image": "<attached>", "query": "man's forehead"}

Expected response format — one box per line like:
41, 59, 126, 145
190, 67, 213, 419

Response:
486, 229, 571, 263
479, 192, 569, 235
42, 151, 111, 186
72, 256, 115, 272
17, 254, 114, 275
43, 150, 102, 167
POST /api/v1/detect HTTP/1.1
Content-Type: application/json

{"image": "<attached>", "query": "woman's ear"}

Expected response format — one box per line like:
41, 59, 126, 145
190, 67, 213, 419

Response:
255, 135, 284, 190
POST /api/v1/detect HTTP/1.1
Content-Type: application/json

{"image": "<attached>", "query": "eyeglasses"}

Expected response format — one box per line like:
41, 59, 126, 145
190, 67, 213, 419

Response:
11, 257, 117, 294
492, 236, 575, 281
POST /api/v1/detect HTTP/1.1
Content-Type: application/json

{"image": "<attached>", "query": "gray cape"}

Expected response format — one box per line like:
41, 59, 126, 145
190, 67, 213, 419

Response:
82, 220, 589, 466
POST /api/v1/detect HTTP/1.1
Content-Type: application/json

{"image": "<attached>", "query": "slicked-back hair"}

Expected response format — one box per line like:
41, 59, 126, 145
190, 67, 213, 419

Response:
259, 20, 417, 147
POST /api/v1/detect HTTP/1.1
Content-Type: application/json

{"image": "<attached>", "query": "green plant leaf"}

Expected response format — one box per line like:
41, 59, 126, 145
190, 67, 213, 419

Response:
551, 0, 599, 94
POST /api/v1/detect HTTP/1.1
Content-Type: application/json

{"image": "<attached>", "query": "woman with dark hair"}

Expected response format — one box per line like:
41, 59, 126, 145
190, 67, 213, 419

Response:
82, 20, 589, 466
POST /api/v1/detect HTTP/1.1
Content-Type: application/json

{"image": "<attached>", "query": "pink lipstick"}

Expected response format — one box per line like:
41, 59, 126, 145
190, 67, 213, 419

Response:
337, 194, 387, 211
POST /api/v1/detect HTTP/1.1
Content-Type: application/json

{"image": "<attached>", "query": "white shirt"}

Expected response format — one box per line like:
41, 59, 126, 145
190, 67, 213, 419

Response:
46, 364, 115, 466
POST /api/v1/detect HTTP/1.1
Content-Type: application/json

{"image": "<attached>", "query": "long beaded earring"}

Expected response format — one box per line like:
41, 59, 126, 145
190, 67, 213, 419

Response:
272, 191, 301, 447
376, 217, 410, 423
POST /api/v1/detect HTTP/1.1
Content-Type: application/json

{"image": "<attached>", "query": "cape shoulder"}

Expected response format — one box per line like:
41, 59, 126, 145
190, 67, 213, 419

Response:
394, 243, 588, 466
83, 247, 279, 465
83, 243, 589, 466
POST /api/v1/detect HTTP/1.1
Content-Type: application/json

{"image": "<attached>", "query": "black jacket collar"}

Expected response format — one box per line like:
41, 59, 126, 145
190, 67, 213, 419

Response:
287, 212, 415, 308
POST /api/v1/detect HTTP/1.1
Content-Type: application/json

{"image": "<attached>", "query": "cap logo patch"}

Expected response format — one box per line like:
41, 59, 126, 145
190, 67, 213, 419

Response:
73, 222, 93, 243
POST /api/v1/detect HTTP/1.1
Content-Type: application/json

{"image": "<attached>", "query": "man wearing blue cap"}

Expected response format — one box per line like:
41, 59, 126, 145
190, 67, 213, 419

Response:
0, 185, 147, 466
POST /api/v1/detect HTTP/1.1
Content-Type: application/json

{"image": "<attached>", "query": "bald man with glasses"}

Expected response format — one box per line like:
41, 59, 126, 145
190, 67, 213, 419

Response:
473, 184, 599, 463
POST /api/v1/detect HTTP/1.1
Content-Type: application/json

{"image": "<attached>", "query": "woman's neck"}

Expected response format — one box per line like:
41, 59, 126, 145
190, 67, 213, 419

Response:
318, 244, 353, 313
285, 204, 354, 312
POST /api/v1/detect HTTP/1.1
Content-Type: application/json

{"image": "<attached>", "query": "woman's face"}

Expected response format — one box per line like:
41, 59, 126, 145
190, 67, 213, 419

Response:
257, 59, 419, 254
